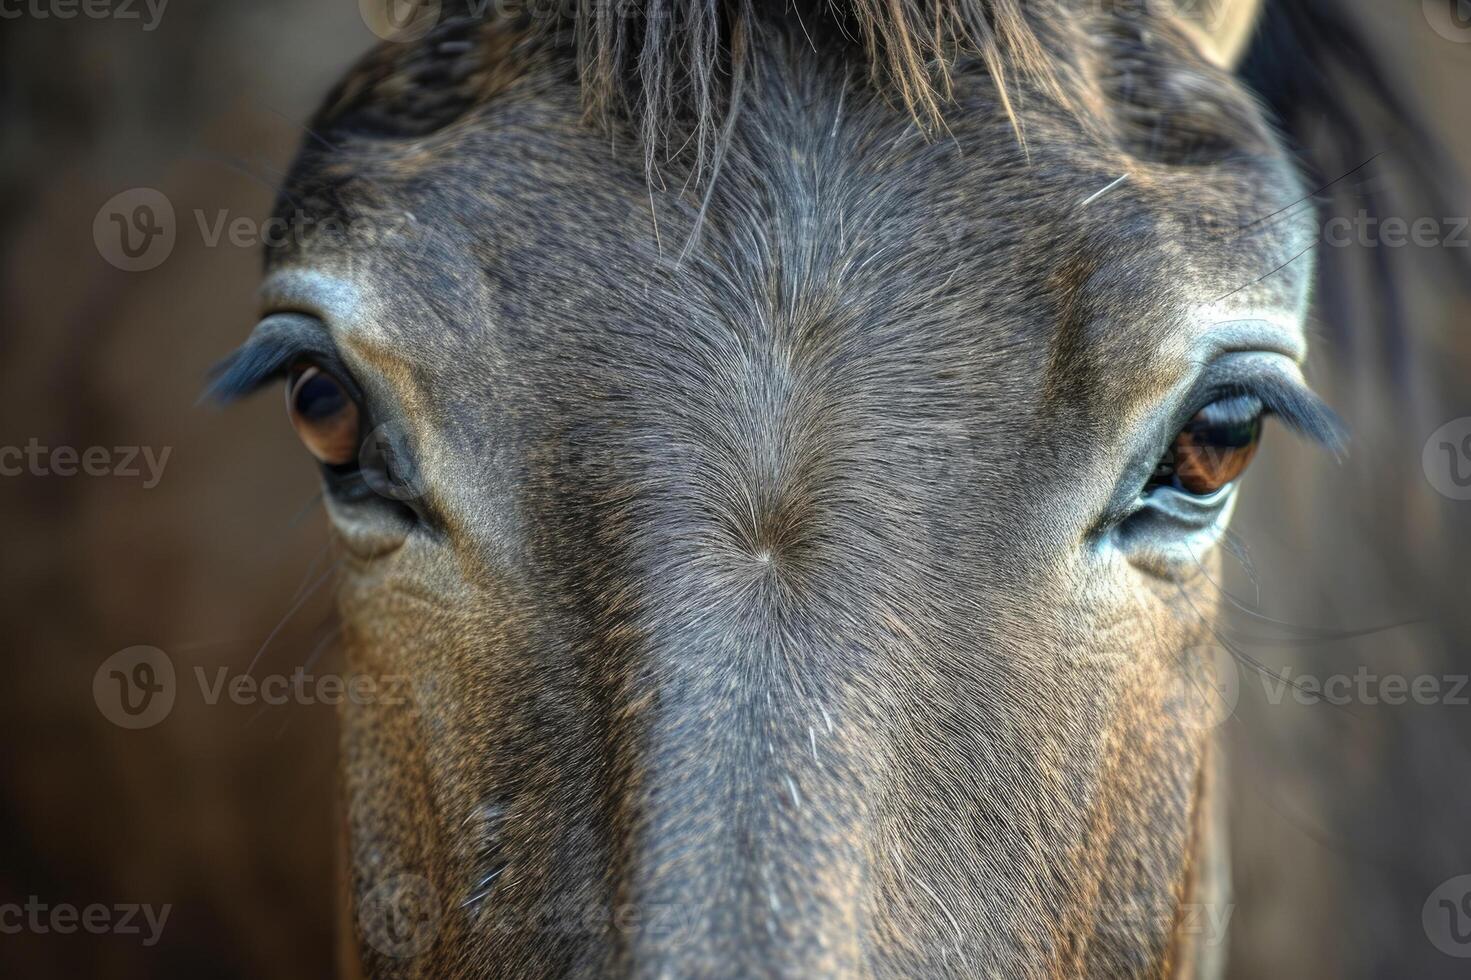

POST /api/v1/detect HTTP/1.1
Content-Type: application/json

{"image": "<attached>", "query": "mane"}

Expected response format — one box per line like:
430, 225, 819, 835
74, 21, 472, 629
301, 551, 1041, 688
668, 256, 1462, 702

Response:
549, 0, 1064, 180
334, 0, 1307, 189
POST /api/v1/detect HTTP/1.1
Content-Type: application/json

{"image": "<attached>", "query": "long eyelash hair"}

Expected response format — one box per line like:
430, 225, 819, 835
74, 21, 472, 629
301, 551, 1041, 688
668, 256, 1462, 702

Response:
1248, 375, 1348, 456
203, 312, 357, 406
204, 320, 356, 407
204, 341, 301, 405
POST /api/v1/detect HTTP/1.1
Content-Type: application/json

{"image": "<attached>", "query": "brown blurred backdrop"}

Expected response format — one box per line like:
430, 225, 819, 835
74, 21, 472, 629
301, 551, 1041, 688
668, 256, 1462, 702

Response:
0, 1, 1468, 977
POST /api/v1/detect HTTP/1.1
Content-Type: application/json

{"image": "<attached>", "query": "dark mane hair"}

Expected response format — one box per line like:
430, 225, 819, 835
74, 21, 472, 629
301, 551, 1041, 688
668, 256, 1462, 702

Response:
560, 0, 1061, 179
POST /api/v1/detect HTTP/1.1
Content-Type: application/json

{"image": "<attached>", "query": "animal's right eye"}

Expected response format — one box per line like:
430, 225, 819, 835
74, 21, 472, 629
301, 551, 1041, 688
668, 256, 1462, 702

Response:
285, 364, 361, 466
1147, 395, 1264, 497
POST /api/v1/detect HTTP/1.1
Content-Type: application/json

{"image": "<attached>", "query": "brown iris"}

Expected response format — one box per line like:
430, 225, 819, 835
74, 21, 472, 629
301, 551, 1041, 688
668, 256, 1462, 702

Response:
285, 365, 360, 466
1156, 398, 1263, 496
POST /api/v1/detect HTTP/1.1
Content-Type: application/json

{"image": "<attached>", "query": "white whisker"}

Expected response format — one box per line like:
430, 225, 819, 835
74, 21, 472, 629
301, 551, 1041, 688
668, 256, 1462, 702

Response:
1078, 172, 1131, 209
912, 870, 970, 970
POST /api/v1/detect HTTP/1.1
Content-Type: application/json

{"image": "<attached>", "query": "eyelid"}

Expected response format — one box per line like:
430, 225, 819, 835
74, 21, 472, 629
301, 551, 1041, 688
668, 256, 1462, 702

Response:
1201, 318, 1308, 364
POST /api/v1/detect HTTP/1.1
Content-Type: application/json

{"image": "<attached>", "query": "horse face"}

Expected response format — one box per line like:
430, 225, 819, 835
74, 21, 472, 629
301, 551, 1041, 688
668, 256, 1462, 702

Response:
220, 2, 1337, 975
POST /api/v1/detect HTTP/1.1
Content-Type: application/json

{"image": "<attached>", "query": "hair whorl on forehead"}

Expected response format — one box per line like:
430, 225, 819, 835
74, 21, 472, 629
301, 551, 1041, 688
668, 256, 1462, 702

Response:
564, 0, 1062, 178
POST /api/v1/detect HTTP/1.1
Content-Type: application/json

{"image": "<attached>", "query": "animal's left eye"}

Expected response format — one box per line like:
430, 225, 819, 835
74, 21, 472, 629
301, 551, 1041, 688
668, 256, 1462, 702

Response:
1148, 395, 1263, 496
285, 364, 361, 466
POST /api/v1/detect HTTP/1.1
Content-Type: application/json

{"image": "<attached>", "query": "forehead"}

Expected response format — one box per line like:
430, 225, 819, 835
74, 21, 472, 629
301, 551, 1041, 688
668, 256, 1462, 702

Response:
263, 35, 1311, 444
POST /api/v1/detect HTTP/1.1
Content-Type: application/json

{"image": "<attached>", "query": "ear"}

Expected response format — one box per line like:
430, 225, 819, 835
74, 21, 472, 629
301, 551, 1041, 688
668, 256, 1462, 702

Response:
1167, 0, 1265, 69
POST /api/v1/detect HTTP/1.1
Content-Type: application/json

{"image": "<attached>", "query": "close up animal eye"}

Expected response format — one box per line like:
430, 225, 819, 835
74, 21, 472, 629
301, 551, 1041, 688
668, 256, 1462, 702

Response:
1148, 395, 1264, 497
286, 364, 361, 466
1109, 369, 1340, 576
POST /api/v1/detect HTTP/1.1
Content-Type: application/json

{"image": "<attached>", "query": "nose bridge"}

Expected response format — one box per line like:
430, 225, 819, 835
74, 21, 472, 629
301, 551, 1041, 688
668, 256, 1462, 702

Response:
626, 600, 872, 978
612, 322, 910, 977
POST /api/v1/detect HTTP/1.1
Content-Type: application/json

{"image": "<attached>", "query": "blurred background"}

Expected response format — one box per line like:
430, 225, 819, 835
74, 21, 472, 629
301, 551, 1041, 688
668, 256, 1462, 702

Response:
0, 0, 1467, 976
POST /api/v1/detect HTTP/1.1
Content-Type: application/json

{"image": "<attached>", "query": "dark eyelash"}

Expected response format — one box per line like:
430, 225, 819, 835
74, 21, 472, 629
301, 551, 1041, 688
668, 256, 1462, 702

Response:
1218, 375, 1347, 455
204, 341, 303, 404
203, 314, 357, 405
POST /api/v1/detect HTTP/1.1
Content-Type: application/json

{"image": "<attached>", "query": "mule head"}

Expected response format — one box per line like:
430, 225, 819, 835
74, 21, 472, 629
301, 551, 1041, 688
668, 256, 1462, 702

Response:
217, 0, 1339, 975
